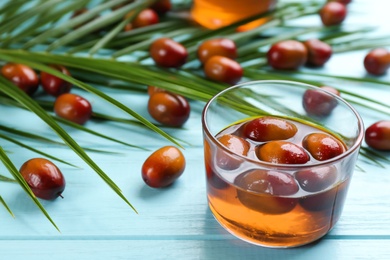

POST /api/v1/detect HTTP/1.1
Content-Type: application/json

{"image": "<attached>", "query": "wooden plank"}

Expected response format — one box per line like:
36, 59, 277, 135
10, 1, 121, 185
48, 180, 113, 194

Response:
0, 239, 389, 259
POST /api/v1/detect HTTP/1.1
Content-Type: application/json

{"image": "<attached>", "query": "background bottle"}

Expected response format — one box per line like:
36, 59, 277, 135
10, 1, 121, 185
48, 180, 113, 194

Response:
190, 0, 277, 30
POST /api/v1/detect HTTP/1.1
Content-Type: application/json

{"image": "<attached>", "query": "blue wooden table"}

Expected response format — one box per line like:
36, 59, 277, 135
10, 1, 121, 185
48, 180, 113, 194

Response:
1, 1, 390, 259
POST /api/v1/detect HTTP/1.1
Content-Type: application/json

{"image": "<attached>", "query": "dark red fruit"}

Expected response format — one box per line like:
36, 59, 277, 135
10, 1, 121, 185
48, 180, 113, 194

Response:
319, 2, 347, 27
148, 92, 190, 127
300, 176, 349, 213
218, 134, 250, 155
197, 38, 237, 64
365, 120, 390, 151
206, 163, 229, 191
320, 85, 340, 96
150, 38, 188, 68
236, 170, 299, 195
267, 40, 308, 70
203, 56, 243, 85
294, 166, 337, 192
147, 86, 166, 96
243, 116, 297, 142
54, 93, 92, 125
207, 168, 229, 191
124, 23, 133, 31
216, 134, 250, 170
235, 170, 299, 214
330, 179, 350, 224
302, 133, 346, 161
204, 140, 229, 190
19, 158, 65, 200
142, 146, 185, 188
302, 86, 340, 116
132, 8, 159, 28
41, 65, 72, 97
257, 141, 310, 164
124, 8, 159, 31
299, 186, 337, 212
363, 48, 390, 75
151, 0, 172, 14
327, 0, 352, 4
304, 39, 333, 66
1, 63, 39, 95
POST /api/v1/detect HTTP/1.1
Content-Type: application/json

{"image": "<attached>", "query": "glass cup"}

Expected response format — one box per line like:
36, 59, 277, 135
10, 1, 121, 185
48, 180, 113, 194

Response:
201, 80, 364, 248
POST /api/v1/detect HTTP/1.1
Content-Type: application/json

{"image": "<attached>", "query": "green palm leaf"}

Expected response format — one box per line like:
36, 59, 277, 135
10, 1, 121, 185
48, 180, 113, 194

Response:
0, 195, 15, 217
0, 146, 58, 230
0, 174, 16, 183
0, 132, 79, 168
47, 0, 156, 51
1, 0, 90, 47
0, 52, 182, 148
0, 95, 148, 150
0, 121, 122, 155
23, 0, 131, 49
0, 0, 62, 36
0, 76, 137, 218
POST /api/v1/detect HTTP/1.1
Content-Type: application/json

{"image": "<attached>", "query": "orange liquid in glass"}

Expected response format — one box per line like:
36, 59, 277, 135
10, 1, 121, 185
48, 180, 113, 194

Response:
204, 117, 351, 247
191, 0, 277, 30
207, 175, 350, 247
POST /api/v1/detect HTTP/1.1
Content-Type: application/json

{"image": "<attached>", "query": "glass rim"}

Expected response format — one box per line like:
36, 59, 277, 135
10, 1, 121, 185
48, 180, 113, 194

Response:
201, 79, 365, 170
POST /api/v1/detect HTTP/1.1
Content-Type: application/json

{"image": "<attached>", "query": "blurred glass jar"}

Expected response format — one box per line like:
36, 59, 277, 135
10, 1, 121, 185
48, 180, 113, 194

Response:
190, 0, 277, 30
